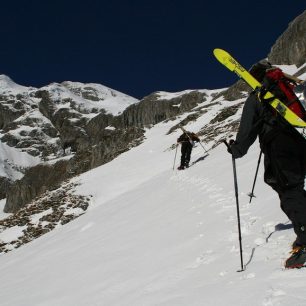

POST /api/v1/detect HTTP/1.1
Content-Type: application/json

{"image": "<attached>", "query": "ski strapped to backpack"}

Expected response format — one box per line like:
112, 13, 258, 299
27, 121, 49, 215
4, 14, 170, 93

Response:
179, 126, 209, 153
213, 48, 306, 128
179, 126, 196, 146
259, 67, 305, 120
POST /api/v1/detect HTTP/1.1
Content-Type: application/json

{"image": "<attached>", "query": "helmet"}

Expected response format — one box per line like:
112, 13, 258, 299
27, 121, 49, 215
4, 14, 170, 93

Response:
249, 60, 272, 82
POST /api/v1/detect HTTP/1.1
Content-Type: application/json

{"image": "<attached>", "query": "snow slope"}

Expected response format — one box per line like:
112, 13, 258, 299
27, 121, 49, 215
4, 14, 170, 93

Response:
0, 141, 40, 180
0, 97, 305, 306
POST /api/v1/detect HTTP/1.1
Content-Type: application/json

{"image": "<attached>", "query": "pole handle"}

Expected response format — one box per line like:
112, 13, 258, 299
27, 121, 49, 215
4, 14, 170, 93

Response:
222, 139, 229, 148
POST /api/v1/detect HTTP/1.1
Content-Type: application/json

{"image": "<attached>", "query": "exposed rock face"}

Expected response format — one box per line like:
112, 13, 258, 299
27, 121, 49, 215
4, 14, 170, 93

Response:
0, 182, 90, 254
215, 10, 306, 103
122, 91, 207, 127
212, 80, 250, 103
0, 177, 11, 199
0, 97, 25, 130
5, 161, 69, 213
268, 10, 306, 66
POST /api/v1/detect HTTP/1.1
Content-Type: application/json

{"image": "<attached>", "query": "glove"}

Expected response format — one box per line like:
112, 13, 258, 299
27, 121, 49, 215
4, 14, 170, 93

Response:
227, 139, 236, 154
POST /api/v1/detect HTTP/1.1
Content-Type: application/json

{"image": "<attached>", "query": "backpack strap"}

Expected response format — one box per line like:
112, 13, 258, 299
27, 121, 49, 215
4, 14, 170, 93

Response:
257, 86, 275, 104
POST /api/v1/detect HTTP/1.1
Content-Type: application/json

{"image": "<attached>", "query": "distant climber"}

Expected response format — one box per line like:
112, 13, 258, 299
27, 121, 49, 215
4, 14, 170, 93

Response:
177, 130, 200, 170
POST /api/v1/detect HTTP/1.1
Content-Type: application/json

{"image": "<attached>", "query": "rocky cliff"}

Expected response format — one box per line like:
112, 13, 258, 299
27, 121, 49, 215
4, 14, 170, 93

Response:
214, 10, 306, 104
268, 10, 306, 67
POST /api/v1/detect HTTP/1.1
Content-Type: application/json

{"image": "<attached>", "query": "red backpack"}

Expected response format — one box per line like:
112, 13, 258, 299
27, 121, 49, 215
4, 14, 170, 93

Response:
261, 68, 305, 120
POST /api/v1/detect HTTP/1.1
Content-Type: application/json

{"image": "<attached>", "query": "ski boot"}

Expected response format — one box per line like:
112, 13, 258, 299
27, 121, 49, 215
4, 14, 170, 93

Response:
285, 245, 306, 269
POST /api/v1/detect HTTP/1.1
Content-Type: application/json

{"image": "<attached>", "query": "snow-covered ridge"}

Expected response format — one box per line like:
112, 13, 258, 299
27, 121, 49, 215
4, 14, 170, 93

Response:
43, 81, 139, 116
155, 89, 217, 101
0, 74, 139, 116
0, 75, 30, 94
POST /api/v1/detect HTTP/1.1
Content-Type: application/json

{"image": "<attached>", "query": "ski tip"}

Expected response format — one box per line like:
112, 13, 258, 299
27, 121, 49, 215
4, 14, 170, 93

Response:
213, 48, 229, 59
213, 48, 230, 65
213, 48, 224, 54
213, 48, 237, 72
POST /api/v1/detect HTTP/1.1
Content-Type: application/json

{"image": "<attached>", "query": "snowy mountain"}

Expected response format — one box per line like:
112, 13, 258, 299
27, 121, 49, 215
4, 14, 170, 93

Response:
0, 75, 139, 174
0, 76, 144, 212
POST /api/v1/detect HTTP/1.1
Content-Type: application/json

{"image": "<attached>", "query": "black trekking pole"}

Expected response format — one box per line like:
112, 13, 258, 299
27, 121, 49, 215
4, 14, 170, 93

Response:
173, 144, 178, 170
248, 150, 263, 203
198, 141, 209, 154
223, 140, 245, 272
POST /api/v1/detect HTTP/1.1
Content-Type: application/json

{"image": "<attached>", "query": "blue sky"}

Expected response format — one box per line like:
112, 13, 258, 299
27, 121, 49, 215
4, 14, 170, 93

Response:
0, 1, 305, 98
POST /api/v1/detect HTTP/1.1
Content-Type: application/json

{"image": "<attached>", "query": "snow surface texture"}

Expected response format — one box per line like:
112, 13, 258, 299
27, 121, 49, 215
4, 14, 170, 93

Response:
0, 99, 305, 306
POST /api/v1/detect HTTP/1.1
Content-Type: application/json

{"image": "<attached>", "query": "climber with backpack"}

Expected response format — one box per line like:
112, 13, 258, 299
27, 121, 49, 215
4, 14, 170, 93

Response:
177, 129, 200, 170
227, 59, 306, 269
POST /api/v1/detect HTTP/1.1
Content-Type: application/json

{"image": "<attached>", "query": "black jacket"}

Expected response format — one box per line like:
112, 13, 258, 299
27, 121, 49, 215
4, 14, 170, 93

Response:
231, 91, 306, 189
177, 132, 200, 144
231, 91, 304, 158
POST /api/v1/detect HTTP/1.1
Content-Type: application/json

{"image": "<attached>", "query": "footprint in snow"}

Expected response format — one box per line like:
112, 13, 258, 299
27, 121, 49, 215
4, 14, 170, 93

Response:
80, 222, 94, 232
189, 250, 215, 269
262, 221, 277, 235
262, 287, 286, 306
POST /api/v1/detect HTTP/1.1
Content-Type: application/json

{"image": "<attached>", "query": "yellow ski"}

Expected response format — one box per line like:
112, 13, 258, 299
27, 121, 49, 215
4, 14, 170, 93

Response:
213, 48, 306, 128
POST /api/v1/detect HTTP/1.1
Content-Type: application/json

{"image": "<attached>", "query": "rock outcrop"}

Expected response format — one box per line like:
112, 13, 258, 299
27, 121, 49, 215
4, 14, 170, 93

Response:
268, 10, 306, 67
0, 182, 90, 253
211, 10, 306, 104
122, 90, 207, 127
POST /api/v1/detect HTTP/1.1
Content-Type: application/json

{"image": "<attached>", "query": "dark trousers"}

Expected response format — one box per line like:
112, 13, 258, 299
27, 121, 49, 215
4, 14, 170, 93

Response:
180, 142, 193, 167
278, 186, 306, 244
264, 133, 306, 244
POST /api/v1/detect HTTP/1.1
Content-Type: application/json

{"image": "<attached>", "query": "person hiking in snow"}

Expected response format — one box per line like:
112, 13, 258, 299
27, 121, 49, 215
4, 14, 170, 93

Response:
177, 131, 200, 170
227, 60, 306, 269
